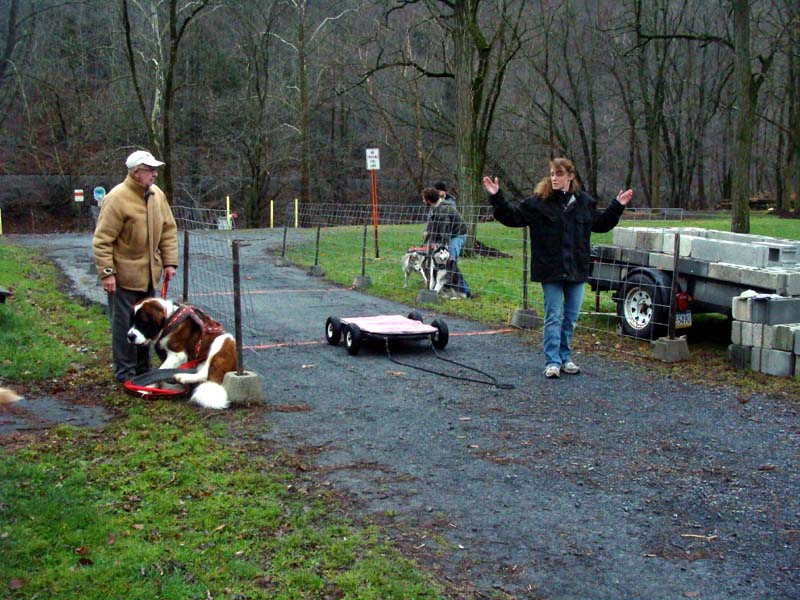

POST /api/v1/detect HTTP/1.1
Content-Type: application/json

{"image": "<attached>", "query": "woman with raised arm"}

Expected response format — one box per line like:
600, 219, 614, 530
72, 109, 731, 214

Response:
482, 157, 633, 379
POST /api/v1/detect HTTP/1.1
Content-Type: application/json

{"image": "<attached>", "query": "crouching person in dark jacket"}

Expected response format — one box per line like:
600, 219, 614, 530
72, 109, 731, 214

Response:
482, 157, 633, 379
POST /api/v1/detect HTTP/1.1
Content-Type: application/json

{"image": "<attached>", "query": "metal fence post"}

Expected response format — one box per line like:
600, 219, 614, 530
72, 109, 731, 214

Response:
522, 226, 529, 310
231, 240, 244, 375
182, 229, 190, 303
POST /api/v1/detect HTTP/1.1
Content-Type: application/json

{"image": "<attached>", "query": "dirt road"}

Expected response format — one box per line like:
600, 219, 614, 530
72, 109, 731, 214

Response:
11, 232, 800, 599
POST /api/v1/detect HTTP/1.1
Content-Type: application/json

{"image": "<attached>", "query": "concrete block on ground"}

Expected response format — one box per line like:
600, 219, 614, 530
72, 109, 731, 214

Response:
416, 289, 440, 304
511, 308, 541, 330
732, 296, 752, 322
770, 323, 800, 352
750, 346, 762, 371
223, 370, 266, 406
707, 262, 743, 285
783, 271, 800, 295
728, 344, 751, 370
352, 275, 372, 289
741, 322, 754, 346
307, 264, 325, 277
730, 320, 742, 345
762, 324, 776, 349
762, 296, 800, 325
650, 335, 690, 363
760, 349, 796, 377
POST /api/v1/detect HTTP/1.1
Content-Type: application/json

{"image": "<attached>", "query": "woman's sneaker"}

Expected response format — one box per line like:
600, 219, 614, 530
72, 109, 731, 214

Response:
544, 365, 561, 379
561, 361, 580, 375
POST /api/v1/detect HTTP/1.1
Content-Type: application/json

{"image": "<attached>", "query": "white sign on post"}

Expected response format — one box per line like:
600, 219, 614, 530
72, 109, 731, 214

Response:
74, 189, 84, 203
366, 148, 380, 171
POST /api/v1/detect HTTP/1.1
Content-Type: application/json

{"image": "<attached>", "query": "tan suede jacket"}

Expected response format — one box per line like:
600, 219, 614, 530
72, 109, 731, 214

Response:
92, 175, 179, 292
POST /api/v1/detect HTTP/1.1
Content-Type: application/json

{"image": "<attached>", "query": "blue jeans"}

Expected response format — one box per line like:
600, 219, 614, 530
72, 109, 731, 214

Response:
541, 281, 585, 368
448, 234, 467, 260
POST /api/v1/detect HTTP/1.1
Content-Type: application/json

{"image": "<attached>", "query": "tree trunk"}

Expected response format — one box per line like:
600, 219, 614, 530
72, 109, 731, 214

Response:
730, 0, 753, 233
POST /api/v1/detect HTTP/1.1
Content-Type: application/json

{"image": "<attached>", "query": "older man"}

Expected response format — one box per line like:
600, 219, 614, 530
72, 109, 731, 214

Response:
92, 150, 179, 382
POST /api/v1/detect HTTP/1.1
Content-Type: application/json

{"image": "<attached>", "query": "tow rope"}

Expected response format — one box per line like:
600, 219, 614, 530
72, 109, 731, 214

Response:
383, 338, 514, 390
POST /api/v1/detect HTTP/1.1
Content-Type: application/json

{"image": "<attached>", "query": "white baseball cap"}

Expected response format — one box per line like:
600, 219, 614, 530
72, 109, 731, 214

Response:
125, 150, 165, 169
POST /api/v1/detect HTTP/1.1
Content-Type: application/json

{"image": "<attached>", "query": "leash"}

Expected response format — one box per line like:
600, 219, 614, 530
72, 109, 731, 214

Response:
383, 338, 515, 390
161, 279, 169, 299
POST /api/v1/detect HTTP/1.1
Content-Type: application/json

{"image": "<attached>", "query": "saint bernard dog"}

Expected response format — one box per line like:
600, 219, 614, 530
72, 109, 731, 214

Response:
0, 387, 20, 405
127, 298, 237, 409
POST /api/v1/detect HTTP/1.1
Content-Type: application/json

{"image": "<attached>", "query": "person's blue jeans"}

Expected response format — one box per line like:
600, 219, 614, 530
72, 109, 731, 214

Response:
541, 281, 585, 368
448, 234, 467, 260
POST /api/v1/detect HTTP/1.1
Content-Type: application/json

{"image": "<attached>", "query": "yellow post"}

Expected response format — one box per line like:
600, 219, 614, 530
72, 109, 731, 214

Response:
270, 199, 274, 228
0, 209, 3, 235
294, 198, 299, 228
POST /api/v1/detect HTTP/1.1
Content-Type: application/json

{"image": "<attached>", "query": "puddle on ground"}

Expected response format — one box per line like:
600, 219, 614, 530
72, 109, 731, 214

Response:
0, 396, 114, 434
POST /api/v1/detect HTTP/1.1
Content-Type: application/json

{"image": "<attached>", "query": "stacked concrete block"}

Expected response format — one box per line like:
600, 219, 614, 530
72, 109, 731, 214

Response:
606, 227, 800, 296
728, 294, 800, 378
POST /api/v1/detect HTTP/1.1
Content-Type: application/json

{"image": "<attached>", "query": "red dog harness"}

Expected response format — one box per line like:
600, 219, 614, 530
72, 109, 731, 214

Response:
160, 304, 225, 360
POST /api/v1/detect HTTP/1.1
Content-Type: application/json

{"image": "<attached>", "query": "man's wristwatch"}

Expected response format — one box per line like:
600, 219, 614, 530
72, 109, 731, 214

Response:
102, 267, 114, 276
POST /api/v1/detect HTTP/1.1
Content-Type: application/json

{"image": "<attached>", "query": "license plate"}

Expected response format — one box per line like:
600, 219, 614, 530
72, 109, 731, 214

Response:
675, 311, 692, 329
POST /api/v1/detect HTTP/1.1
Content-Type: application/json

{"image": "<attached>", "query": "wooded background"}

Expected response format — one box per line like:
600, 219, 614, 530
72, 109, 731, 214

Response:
0, 0, 797, 233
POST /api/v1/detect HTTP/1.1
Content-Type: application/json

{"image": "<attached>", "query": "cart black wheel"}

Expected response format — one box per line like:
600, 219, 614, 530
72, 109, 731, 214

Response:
616, 272, 669, 340
325, 316, 342, 345
345, 323, 362, 355
407, 311, 423, 323
431, 319, 449, 349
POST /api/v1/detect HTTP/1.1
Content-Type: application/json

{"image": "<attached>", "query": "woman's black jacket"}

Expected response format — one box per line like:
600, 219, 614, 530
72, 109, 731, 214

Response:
489, 188, 624, 283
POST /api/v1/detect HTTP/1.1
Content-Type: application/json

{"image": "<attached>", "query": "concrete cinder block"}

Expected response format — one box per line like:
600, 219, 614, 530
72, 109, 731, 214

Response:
732, 296, 752, 322
593, 244, 622, 262
677, 257, 709, 278
650, 335, 690, 363
728, 343, 751, 370
707, 262, 743, 285
731, 320, 743, 345
771, 324, 800, 352
783, 271, 800, 295
763, 296, 800, 325
648, 252, 676, 271
691, 238, 769, 268
750, 346, 762, 371
762, 324, 776, 349
739, 267, 788, 293
760, 349, 796, 377
741, 322, 754, 346
612, 228, 638, 249
754, 242, 799, 266
619, 247, 652, 266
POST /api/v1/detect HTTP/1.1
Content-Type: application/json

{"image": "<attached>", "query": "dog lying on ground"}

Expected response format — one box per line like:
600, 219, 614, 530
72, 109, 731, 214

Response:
402, 246, 450, 292
0, 387, 20, 405
127, 298, 238, 409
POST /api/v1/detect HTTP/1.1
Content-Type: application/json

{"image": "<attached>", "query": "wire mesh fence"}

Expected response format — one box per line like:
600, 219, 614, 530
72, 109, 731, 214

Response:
171, 197, 766, 367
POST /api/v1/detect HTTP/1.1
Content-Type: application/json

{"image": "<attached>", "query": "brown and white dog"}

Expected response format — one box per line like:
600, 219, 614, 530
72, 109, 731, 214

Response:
127, 298, 237, 409
0, 387, 20, 405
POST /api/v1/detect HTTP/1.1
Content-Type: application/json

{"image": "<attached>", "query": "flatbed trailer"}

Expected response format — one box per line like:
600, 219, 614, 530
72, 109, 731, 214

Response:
588, 227, 800, 339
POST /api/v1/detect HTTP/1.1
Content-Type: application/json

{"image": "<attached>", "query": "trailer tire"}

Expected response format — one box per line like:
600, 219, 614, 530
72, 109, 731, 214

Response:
325, 316, 342, 345
345, 324, 362, 355
431, 319, 449, 350
407, 311, 423, 323
616, 272, 669, 340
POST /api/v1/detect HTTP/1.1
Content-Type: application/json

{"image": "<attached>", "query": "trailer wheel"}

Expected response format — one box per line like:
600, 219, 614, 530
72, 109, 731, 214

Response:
325, 316, 342, 345
616, 272, 669, 339
345, 324, 362, 355
430, 319, 449, 349
407, 311, 423, 323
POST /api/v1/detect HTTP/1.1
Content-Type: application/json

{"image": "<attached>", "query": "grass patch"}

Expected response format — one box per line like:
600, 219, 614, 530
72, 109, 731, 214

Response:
0, 240, 109, 381
0, 407, 444, 599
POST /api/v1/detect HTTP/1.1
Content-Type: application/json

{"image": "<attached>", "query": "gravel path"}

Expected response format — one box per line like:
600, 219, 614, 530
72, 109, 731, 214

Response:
10, 232, 800, 599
